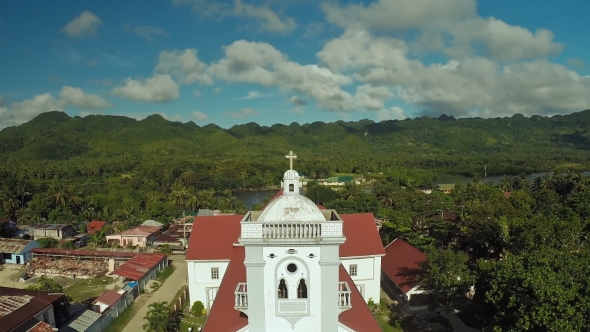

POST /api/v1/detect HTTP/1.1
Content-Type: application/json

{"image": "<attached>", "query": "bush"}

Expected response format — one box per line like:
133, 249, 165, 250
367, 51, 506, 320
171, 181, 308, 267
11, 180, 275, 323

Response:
191, 301, 205, 317
37, 237, 59, 248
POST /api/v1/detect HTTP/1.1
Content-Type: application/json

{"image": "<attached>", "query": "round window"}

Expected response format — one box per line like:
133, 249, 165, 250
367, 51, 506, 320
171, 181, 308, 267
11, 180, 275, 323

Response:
286, 263, 298, 273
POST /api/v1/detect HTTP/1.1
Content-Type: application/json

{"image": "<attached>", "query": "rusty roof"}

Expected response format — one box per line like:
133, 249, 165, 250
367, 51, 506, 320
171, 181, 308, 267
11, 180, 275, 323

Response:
110, 253, 167, 281
87, 221, 106, 235
382, 238, 427, 293
26, 320, 55, 332
0, 287, 64, 331
31, 248, 137, 258
92, 290, 123, 307
0, 238, 35, 254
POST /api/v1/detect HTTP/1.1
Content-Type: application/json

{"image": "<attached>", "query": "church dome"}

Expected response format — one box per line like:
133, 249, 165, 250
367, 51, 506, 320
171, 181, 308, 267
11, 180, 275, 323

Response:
257, 194, 325, 222
284, 169, 299, 179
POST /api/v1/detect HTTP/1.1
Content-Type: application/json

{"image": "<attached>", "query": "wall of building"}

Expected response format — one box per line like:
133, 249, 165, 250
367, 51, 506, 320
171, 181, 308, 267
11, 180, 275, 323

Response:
341, 256, 381, 303
187, 260, 229, 309
33, 305, 56, 327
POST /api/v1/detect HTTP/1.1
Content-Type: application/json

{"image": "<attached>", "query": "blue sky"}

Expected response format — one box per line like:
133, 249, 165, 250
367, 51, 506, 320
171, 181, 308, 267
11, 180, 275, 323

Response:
0, 0, 589, 129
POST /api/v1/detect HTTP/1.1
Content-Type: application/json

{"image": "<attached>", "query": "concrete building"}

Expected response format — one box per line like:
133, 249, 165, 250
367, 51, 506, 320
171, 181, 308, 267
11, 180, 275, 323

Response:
186, 152, 382, 331
110, 253, 168, 292
33, 224, 76, 240
0, 238, 39, 265
0, 286, 68, 331
105, 226, 161, 248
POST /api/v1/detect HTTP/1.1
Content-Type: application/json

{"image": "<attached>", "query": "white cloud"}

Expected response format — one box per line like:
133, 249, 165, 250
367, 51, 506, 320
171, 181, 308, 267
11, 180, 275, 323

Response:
568, 58, 586, 68
172, 0, 296, 33
155, 48, 213, 85
321, 0, 562, 61
124, 23, 167, 41
213, 87, 223, 93
112, 74, 180, 102
191, 111, 208, 121
59, 86, 111, 109
62, 11, 102, 38
208, 40, 354, 111
376, 106, 408, 121
0, 87, 111, 129
225, 107, 259, 118
240, 91, 272, 99
291, 107, 304, 114
316, 29, 590, 118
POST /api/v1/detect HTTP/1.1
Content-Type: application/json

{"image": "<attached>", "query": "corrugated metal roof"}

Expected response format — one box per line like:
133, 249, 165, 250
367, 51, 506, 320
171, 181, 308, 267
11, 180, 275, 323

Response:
0, 238, 34, 254
31, 248, 137, 258
32, 224, 70, 230
87, 221, 106, 235
92, 290, 123, 307
112, 226, 161, 236
110, 253, 167, 281
27, 320, 55, 332
141, 220, 163, 227
0, 287, 64, 331
66, 309, 101, 331
196, 209, 213, 216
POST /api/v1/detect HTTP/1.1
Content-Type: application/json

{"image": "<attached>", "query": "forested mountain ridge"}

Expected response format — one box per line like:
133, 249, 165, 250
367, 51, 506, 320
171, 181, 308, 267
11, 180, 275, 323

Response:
2, 110, 590, 183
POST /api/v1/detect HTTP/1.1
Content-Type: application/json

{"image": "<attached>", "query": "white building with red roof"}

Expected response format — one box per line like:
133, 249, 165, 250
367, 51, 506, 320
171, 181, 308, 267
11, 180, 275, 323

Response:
186, 151, 384, 331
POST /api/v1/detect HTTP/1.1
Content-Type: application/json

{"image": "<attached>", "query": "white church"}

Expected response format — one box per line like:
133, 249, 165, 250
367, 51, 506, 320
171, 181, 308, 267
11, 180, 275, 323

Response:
186, 152, 384, 331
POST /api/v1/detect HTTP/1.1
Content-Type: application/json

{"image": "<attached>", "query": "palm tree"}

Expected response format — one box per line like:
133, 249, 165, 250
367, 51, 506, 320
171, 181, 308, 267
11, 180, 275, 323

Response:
340, 182, 361, 201
142, 301, 172, 332
378, 184, 396, 207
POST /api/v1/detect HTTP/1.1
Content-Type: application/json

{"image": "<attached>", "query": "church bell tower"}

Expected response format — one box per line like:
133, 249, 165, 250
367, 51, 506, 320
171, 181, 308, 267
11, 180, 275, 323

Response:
235, 151, 351, 331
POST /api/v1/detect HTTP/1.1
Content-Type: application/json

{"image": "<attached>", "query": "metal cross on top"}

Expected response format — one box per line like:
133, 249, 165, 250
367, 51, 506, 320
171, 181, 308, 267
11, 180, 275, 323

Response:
286, 151, 297, 170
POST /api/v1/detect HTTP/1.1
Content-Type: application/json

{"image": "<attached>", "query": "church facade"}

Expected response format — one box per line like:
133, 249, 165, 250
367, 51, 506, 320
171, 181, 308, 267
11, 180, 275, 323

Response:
186, 152, 384, 331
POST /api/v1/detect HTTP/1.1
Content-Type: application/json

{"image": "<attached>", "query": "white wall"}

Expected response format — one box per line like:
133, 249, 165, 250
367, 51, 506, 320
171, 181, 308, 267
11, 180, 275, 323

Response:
187, 260, 230, 309
340, 256, 382, 304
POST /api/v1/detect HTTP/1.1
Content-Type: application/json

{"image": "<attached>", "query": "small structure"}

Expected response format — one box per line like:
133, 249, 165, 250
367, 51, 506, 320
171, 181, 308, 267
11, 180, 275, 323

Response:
437, 183, 455, 194
141, 219, 163, 227
0, 286, 67, 331
33, 224, 76, 240
381, 238, 429, 311
320, 176, 357, 186
64, 309, 101, 332
86, 221, 106, 235
110, 253, 168, 292
105, 226, 161, 248
0, 238, 39, 264
152, 224, 188, 252
418, 187, 433, 194
63, 233, 89, 248
91, 290, 124, 314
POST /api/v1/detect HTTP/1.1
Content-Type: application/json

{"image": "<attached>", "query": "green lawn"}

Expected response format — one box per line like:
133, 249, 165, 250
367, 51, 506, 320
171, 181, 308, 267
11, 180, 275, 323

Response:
155, 265, 175, 283
179, 316, 207, 332
65, 277, 116, 303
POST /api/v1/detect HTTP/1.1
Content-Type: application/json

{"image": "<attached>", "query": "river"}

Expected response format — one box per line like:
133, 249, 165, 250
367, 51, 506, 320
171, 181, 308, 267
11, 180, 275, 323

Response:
233, 171, 590, 209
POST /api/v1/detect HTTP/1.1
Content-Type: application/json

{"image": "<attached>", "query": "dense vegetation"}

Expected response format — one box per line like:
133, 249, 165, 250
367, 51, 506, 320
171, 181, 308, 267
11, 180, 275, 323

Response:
2, 110, 590, 330
304, 171, 590, 332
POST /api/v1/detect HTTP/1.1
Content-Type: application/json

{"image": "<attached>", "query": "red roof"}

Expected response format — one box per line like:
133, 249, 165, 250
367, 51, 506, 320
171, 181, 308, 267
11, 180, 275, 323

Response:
340, 213, 386, 257
338, 265, 382, 331
0, 287, 64, 331
503, 191, 512, 197
186, 215, 243, 260
187, 213, 383, 261
382, 238, 427, 293
202, 247, 248, 332
87, 221, 106, 234
27, 321, 55, 332
110, 253, 167, 281
202, 247, 380, 331
92, 290, 123, 306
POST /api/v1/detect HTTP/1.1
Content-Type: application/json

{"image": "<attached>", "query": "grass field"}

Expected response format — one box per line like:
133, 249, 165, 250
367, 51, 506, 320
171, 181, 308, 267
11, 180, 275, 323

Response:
65, 276, 116, 303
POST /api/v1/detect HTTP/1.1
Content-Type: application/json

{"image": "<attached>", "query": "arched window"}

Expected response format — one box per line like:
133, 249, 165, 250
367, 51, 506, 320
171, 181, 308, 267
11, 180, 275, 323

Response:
278, 279, 288, 299
297, 279, 307, 298
289, 183, 294, 192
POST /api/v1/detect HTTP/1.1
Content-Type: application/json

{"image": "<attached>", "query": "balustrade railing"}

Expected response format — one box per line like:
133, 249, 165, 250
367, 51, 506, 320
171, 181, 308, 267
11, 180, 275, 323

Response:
235, 282, 248, 309
262, 222, 322, 239
338, 282, 352, 309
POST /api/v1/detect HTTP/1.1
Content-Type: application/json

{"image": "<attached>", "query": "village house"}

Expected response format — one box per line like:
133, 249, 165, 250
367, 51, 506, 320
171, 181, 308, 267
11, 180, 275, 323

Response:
105, 226, 161, 248
381, 238, 429, 311
0, 286, 68, 331
0, 217, 16, 237
320, 176, 361, 186
437, 183, 455, 194
91, 290, 125, 314
0, 238, 39, 265
87, 220, 106, 235
32, 224, 76, 240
